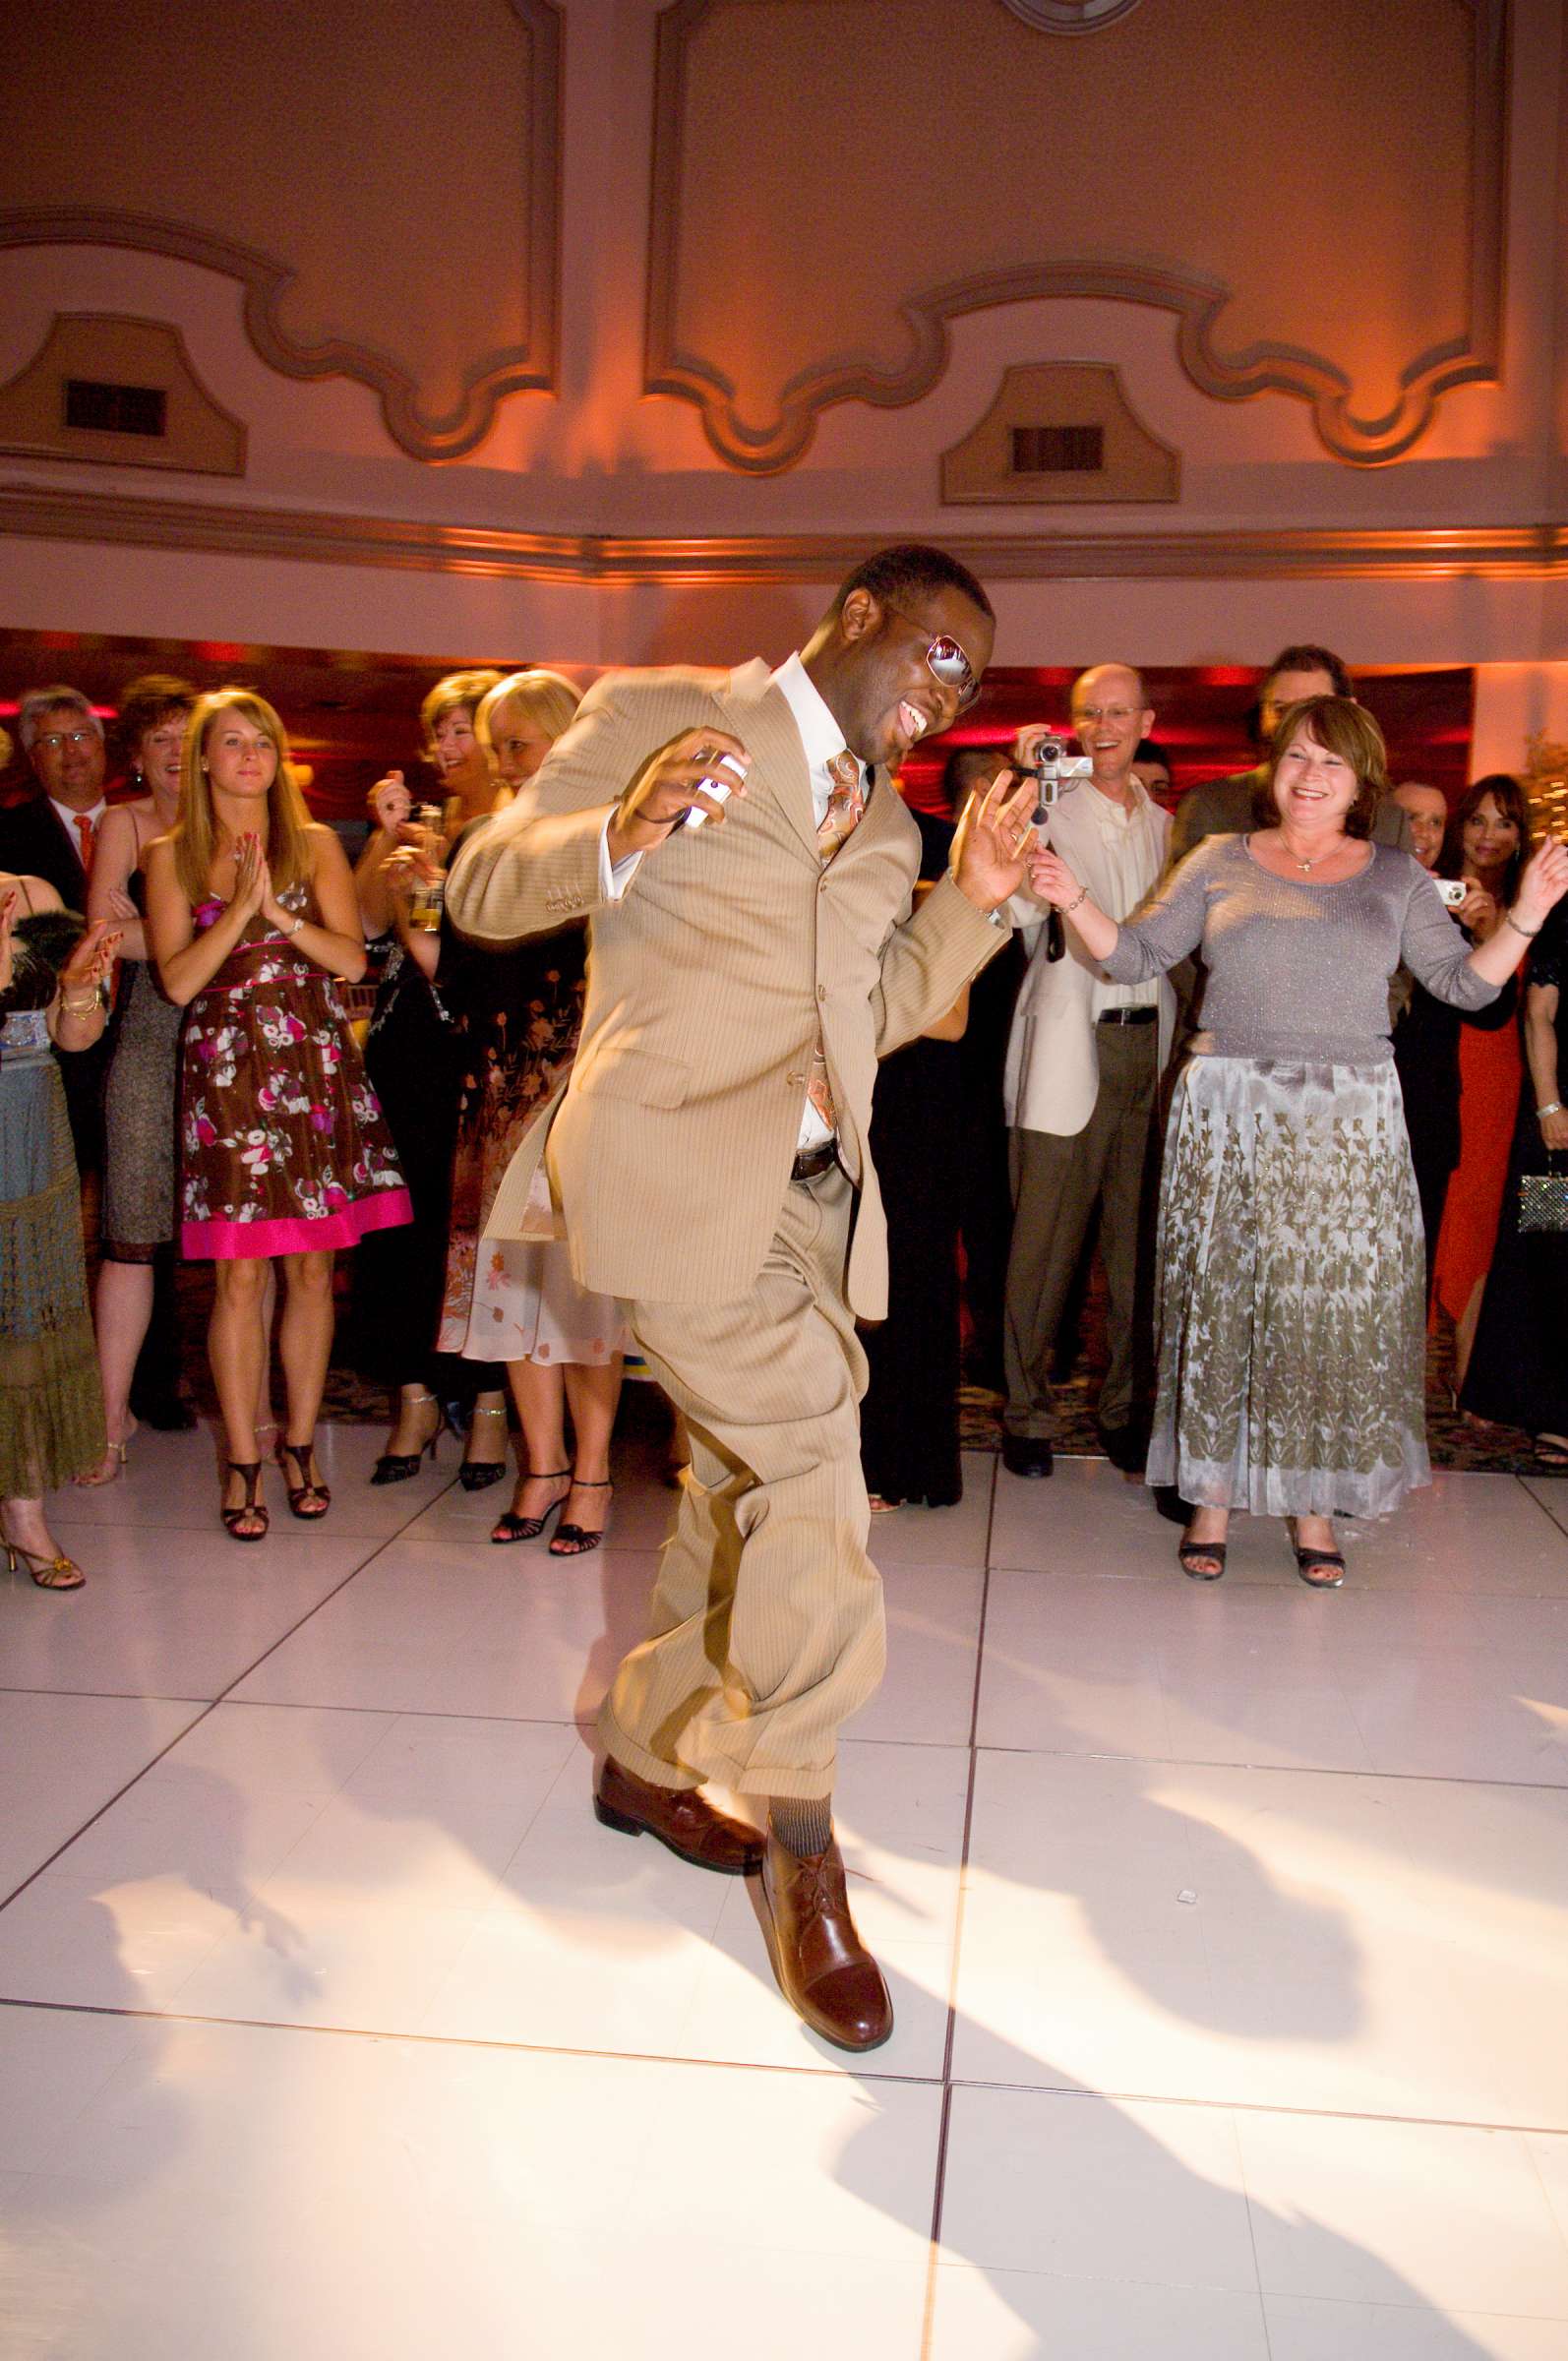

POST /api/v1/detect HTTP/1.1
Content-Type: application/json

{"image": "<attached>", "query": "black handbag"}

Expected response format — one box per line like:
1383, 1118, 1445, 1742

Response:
1520, 1149, 1568, 1234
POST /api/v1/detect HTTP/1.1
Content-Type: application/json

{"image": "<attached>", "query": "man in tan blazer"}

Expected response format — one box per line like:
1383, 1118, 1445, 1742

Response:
447, 545, 1035, 2051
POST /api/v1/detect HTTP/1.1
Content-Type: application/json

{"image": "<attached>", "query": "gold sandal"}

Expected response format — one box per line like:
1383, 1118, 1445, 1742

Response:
4, 1537, 86, 1590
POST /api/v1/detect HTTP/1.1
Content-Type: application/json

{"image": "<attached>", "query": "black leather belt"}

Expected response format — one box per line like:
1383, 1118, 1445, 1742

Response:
1097, 1007, 1158, 1026
791, 1141, 840, 1182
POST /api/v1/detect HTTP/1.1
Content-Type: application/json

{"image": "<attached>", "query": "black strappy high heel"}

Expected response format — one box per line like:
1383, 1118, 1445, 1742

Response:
276, 1434, 331, 1521
458, 1400, 510, 1492
221, 1461, 270, 1543
370, 1389, 445, 1485
491, 1468, 573, 1545
549, 1479, 614, 1558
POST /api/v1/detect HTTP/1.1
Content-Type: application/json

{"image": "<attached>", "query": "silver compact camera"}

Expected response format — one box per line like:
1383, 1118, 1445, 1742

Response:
1027, 732, 1093, 820
1436, 878, 1468, 910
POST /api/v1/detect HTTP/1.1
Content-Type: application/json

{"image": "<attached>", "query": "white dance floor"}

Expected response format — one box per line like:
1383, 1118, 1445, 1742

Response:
4, 1428, 1568, 2357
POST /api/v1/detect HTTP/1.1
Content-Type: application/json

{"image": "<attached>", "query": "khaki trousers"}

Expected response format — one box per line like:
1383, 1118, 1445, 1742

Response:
598, 1165, 881, 1802
1003, 1019, 1160, 1440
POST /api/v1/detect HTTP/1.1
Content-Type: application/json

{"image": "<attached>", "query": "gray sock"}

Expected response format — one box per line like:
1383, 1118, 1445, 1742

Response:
769, 1796, 832, 1858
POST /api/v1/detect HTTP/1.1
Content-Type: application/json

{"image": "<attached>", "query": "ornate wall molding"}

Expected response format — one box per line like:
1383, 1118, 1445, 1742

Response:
1000, 0, 1146, 28
2, 482, 1559, 583
0, 0, 563, 462
0, 313, 246, 475
646, 0, 1509, 473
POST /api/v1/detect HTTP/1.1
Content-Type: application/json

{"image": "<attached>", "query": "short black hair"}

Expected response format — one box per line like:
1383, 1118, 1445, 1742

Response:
939, 744, 1005, 813
1264, 643, 1352, 699
1134, 738, 1173, 769
832, 543, 995, 627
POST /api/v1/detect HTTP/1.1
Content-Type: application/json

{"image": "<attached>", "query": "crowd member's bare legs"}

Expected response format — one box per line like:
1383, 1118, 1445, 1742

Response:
275, 1249, 334, 1505
210, 1254, 331, 1530
211, 1257, 271, 1536
78, 1259, 152, 1483
383, 1382, 443, 1461
495, 1356, 623, 1545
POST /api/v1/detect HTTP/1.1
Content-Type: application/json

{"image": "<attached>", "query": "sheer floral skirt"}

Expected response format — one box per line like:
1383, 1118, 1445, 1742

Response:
1149, 1056, 1428, 1521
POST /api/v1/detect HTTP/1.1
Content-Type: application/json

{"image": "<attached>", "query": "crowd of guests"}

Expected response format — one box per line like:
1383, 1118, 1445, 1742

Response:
861, 642, 1568, 1589
0, 667, 622, 1586
2, 640, 1565, 1598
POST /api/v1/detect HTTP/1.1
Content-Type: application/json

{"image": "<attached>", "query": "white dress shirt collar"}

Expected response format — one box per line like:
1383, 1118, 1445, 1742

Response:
770, 653, 864, 806
48, 793, 106, 839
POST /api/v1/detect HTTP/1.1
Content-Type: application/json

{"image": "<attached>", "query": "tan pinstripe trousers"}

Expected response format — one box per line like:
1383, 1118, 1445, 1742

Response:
597, 1167, 881, 1802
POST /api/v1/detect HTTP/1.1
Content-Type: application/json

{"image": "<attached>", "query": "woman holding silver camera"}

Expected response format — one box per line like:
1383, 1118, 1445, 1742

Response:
1029, 696, 1568, 1587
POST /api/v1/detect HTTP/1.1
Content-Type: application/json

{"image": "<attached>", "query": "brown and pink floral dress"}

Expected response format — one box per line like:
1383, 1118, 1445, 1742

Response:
178, 885, 412, 1260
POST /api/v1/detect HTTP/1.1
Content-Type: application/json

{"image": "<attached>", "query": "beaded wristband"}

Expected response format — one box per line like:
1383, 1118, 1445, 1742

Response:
1504, 910, 1540, 939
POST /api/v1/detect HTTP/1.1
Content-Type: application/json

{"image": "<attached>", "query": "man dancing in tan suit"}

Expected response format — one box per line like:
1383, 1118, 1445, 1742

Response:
447, 546, 1035, 2050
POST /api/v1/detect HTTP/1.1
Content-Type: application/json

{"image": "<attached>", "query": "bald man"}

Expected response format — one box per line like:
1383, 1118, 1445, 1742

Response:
1000, 664, 1175, 1478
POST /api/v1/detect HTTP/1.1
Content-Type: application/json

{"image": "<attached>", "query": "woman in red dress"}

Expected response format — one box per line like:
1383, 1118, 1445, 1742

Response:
1429, 774, 1532, 1389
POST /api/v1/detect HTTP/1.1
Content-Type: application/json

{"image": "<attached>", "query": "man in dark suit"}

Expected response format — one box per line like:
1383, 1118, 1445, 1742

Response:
0, 686, 110, 1175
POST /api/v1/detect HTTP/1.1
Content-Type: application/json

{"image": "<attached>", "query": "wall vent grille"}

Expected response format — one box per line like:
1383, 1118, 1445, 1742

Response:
64, 379, 167, 438
1010, 423, 1104, 474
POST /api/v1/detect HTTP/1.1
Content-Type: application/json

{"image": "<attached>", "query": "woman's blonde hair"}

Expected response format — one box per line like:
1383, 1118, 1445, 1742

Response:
419, 669, 503, 751
1265, 695, 1389, 840
474, 668, 581, 758
171, 689, 314, 903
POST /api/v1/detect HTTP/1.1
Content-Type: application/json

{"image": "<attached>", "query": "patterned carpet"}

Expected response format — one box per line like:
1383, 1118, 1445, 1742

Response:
165, 1262, 1551, 1478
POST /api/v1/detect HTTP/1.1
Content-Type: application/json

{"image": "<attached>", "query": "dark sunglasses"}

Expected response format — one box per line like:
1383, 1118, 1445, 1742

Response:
883, 600, 984, 714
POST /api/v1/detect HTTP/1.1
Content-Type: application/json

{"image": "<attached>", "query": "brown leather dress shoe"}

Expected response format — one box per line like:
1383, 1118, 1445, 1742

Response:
757, 1832, 894, 2052
593, 1756, 763, 1874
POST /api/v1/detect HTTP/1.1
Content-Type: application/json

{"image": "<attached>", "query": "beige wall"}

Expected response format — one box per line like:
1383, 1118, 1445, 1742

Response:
1, 0, 1565, 767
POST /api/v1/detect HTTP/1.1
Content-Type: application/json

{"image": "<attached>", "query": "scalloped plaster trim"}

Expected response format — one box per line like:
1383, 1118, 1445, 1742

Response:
0, 3, 563, 463
0, 483, 1558, 583
646, 0, 1507, 474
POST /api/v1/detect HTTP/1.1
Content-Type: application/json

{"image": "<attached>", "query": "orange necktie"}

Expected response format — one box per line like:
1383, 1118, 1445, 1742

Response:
74, 813, 97, 878
806, 752, 867, 1133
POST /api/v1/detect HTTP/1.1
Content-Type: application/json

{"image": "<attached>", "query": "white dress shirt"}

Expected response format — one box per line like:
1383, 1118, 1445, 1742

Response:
1075, 779, 1162, 1016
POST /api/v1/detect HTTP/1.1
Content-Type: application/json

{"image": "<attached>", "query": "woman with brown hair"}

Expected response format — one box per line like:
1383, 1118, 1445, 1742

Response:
78, 675, 197, 1483
1030, 698, 1568, 1588
350, 668, 514, 1489
1429, 773, 1533, 1389
147, 691, 411, 1540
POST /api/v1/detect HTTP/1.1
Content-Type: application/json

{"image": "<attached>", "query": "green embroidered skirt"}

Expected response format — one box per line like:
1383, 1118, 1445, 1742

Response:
0, 1018, 105, 1497
1149, 1056, 1428, 1520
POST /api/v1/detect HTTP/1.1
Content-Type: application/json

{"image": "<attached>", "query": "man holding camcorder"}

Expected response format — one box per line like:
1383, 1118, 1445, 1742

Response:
999, 664, 1175, 1481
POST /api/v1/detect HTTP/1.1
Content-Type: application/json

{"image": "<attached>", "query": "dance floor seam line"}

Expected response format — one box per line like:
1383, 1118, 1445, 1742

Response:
966, 1738, 1568, 1791
0, 1521, 417, 1919
920, 1457, 997, 2360
0, 1990, 941, 2086
11, 1988, 1568, 2146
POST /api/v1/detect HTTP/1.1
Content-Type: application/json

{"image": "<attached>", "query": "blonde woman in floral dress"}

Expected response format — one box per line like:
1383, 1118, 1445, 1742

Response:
147, 691, 411, 1541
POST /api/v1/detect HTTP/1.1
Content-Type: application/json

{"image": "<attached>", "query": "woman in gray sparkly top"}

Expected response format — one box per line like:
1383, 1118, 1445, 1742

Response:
1030, 696, 1568, 1587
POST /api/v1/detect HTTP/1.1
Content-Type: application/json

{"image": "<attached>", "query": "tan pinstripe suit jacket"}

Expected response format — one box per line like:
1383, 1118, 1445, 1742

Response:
445, 660, 1008, 1319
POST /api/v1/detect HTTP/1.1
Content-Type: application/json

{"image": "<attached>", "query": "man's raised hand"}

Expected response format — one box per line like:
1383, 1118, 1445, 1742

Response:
606, 728, 751, 867
951, 768, 1038, 912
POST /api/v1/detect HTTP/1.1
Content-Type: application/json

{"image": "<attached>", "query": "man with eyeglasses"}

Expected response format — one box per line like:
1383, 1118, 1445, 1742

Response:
449, 544, 1035, 2052
0, 686, 112, 1175
1000, 662, 1175, 1482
